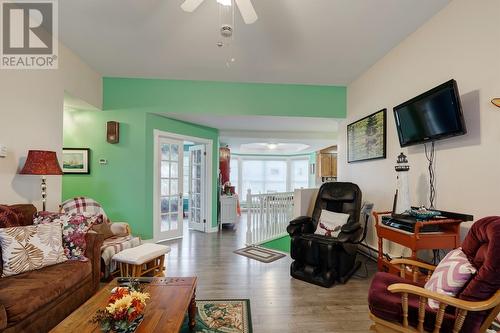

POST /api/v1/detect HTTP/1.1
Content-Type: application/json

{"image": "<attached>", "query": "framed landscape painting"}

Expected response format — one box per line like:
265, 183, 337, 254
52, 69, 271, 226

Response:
347, 109, 387, 163
62, 148, 90, 174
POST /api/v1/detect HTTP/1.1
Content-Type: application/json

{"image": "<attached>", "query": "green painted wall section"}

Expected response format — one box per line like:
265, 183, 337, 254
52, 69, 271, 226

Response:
62, 109, 219, 239
63, 109, 150, 237
103, 78, 346, 118
63, 77, 346, 240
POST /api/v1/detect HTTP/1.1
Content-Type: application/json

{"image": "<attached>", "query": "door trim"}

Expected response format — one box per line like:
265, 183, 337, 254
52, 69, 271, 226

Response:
153, 130, 213, 241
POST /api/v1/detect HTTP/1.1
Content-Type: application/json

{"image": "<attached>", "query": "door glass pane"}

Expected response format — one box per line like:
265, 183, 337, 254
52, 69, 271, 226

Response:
161, 161, 170, 177
161, 197, 169, 214
161, 214, 169, 231
170, 214, 178, 231
161, 144, 170, 160
170, 199, 178, 213
161, 179, 169, 196
170, 162, 178, 178
171, 145, 179, 161
192, 179, 201, 193
170, 179, 178, 195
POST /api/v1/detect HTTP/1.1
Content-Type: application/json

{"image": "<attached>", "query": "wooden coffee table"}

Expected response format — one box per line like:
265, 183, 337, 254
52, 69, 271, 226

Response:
51, 277, 197, 333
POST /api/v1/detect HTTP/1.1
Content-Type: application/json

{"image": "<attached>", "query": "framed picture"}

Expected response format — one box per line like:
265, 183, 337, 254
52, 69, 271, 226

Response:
347, 109, 387, 163
62, 148, 90, 174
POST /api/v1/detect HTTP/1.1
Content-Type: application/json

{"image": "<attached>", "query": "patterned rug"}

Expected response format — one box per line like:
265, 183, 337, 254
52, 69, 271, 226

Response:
234, 246, 286, 263
180, 299, 252, 333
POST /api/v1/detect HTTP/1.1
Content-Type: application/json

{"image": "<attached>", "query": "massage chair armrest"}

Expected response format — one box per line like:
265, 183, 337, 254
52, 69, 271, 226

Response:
287, 216, 313, 236
341, 222, 361, 234
0, 304, 7, 330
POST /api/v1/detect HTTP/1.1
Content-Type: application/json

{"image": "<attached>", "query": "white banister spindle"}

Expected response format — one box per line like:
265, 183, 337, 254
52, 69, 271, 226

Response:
246, 189, 253, 245
245, 190, 294, 246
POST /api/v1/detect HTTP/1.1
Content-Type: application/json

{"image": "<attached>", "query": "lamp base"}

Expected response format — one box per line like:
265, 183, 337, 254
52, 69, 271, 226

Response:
41, 176, 47, 212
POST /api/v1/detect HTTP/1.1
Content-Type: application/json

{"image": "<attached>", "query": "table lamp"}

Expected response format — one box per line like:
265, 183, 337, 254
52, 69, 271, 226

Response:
19, 150, 63, 211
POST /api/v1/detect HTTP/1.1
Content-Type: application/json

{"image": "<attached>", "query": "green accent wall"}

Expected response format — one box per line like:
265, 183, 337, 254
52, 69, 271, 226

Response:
103, 78, 346, 118
63, 109, 149, 237
63, 77, 346, 240
62, 109, 219, 239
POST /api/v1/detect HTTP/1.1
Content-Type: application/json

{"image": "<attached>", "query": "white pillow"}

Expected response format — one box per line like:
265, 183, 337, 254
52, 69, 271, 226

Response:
0, 222, 67, 277
314, 209, 350, 238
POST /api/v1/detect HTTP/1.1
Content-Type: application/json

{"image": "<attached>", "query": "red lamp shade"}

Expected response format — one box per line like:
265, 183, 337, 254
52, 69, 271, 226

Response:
20, 150, 63, 175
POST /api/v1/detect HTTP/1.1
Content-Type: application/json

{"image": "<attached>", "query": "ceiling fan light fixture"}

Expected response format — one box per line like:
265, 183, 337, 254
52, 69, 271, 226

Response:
216, 0, 232, 6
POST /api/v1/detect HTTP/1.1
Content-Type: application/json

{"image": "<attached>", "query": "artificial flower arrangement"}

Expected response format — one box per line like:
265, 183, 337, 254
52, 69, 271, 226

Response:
91, 281, 150, 333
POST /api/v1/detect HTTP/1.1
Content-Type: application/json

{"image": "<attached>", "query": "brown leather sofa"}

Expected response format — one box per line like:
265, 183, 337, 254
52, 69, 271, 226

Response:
0, 204, 104, 333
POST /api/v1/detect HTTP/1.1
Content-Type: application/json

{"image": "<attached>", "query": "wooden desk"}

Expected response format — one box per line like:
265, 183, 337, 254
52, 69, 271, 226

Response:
51, 277, 197, 333
373, 211, 464, 274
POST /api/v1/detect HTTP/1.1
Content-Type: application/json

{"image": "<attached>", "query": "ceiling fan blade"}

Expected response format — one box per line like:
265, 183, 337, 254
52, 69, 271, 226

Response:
181, 0, 205, 12
235, 0, 258, 24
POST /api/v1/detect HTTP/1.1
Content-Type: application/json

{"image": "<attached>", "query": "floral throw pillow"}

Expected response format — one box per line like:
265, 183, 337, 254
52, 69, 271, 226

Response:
0, 222, 67, 277
34, 212, 102, 261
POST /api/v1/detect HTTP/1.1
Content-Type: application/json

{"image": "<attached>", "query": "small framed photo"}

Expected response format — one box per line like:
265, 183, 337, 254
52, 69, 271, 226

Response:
62, 148, 90, 174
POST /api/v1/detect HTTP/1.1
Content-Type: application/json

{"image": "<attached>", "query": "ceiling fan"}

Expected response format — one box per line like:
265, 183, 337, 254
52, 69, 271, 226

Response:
181, 0, 258, 24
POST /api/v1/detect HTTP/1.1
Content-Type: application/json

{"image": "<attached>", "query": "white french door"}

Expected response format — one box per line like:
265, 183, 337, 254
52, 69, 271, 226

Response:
156, 137, 184, 240
188, 145, 206, 232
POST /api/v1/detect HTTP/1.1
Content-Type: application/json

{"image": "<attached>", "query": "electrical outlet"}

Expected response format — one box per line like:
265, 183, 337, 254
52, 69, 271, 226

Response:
0, 145, 7, 158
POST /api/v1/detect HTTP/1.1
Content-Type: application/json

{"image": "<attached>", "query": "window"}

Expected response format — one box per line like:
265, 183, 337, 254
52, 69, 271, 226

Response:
231, 155, 311, 202
240, 159, 287, 195
229, 158, 239, 195
291, 159, 309, 190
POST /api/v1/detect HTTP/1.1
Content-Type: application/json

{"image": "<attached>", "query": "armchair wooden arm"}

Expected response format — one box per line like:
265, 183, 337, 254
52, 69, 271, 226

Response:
387, 283, 500, 333
390, 258, 436, 283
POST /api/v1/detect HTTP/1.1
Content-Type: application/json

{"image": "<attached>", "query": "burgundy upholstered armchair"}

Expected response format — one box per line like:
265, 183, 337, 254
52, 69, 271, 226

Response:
368, 216, 500, 333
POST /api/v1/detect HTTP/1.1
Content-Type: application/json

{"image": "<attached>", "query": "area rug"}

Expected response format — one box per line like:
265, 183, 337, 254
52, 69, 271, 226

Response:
180, 299, 252, 333
233, 246, 286, 263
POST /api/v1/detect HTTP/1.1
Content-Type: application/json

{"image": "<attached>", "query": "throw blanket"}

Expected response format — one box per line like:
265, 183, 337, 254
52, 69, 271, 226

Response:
101, 235, 141, 277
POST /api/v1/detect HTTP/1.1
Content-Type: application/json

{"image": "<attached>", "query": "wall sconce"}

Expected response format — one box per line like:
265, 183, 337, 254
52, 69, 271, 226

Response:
492, 98, 500, 108
106, 121, 120, 144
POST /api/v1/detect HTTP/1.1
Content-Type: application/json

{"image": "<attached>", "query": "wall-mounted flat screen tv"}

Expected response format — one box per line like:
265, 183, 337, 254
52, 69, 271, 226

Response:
393, 79, 467, 147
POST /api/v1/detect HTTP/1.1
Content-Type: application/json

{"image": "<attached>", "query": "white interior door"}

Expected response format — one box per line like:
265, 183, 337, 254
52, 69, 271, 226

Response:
157, 137, 184, 240
188, 145, 206, 232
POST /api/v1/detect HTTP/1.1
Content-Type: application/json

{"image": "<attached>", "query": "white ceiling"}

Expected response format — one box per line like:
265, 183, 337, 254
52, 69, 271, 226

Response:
162, 113, 339, 132
160, 113, 338, 154
59, 0, 450, 85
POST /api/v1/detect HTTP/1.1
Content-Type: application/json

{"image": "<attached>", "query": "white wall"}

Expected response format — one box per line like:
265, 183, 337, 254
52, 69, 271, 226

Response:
0, 43, 101, 211
338, 0, 500, 252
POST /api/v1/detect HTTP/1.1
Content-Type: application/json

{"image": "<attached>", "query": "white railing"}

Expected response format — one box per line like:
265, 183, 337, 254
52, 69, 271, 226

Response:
245, 189, 294, 246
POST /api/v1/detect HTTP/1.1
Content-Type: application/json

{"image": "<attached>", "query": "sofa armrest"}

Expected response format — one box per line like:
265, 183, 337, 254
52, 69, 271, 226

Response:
85, 231, 105, 293
287, 216, 313, 236
110, 222, 131, 236
0, 304, 7, 330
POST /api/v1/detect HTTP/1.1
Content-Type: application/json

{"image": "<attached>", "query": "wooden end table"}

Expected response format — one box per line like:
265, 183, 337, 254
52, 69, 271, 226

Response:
373, 211, 466, 275
51, 277, 197, 333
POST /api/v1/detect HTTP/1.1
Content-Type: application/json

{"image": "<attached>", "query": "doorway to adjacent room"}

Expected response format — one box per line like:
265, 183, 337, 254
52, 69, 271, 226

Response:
153, 130, 213, 242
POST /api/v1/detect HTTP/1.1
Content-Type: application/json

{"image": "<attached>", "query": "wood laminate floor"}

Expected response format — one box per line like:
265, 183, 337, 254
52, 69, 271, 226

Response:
160, 219, 377, 333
